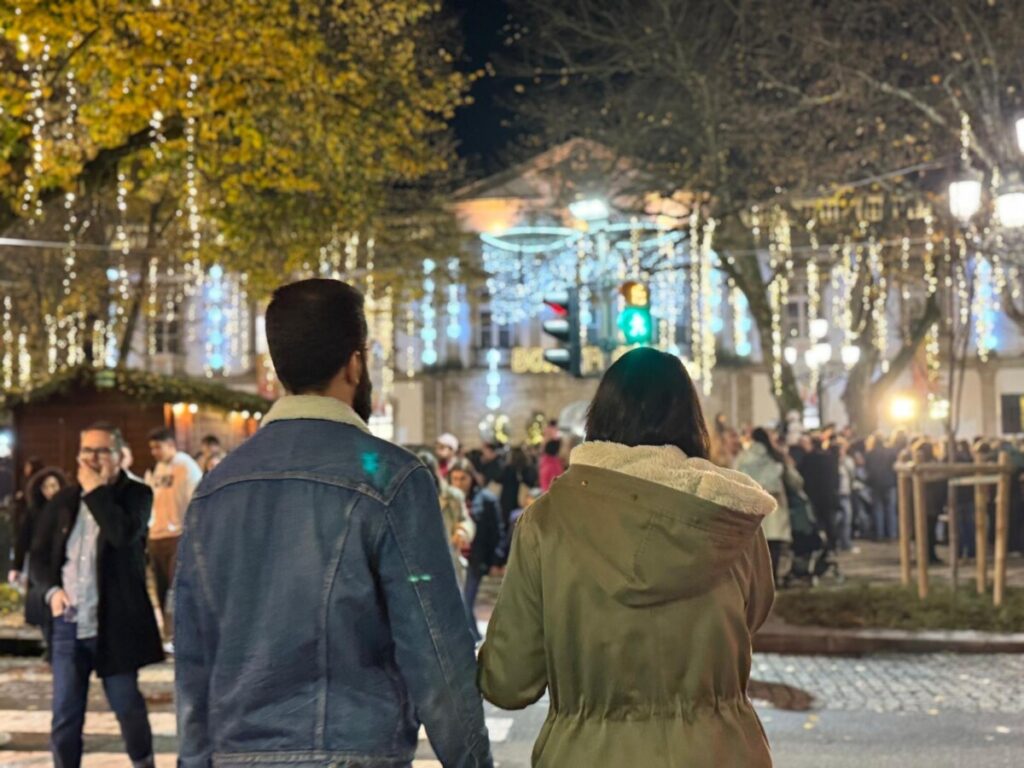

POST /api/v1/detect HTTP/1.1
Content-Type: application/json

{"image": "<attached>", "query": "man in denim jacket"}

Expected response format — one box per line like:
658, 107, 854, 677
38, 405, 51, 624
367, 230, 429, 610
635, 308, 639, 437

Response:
174, 279, 493, 768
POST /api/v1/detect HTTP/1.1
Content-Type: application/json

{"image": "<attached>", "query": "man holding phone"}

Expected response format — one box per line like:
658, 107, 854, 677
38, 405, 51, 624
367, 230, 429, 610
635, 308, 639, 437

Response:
29, 423, 163, 768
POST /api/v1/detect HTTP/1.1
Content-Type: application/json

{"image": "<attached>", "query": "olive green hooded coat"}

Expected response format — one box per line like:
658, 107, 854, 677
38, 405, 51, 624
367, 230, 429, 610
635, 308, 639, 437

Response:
478, 441, 777, 767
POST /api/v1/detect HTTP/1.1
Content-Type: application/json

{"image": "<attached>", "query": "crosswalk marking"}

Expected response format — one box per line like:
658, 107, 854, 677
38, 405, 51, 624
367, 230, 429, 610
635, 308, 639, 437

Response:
0, 710, 177, 737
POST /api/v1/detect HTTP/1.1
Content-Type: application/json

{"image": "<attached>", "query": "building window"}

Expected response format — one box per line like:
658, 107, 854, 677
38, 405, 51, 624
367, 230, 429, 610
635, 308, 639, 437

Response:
478, 309, 515, 349
153, 317, 181, 355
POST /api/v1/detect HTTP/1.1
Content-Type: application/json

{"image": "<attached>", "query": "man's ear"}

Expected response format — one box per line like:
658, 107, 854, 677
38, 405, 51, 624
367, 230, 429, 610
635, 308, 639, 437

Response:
344, 350, 362, 387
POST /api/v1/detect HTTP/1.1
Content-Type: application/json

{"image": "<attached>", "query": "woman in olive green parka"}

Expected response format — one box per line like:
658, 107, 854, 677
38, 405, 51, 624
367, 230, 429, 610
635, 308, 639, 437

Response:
479, 348, 776, 767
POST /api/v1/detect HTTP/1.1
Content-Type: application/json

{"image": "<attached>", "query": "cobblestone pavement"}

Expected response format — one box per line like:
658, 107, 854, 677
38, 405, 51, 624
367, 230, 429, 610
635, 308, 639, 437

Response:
2, 653, 1023, 767
753, 653, 1024, 714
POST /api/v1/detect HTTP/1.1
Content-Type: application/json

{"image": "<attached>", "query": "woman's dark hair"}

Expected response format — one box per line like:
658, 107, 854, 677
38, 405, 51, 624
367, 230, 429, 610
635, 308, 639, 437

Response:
509, 446, 529, 472
447, 459, 479, 498
751, 427, 785, 464
27, 467, 68, 510
265, 278, 367, 394
543, 439, 561, 457
584, 348, 710, 459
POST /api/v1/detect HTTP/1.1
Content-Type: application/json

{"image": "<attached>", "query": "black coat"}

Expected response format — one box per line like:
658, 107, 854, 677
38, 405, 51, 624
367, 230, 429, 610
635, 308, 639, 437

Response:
28, 472, 164, 677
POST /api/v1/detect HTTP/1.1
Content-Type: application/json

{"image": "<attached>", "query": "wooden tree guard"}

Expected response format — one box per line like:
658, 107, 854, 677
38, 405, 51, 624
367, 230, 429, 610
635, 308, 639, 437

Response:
896, 454, 1012, 606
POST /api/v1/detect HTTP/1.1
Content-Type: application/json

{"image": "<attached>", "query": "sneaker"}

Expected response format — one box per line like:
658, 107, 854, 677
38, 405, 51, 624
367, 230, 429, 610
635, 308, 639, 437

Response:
163, 641, 175, 656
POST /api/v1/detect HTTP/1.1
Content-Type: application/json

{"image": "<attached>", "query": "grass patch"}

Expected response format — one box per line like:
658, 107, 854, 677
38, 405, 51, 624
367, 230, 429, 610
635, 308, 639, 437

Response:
0, 584, 24, 618
773, 582, 1024, 633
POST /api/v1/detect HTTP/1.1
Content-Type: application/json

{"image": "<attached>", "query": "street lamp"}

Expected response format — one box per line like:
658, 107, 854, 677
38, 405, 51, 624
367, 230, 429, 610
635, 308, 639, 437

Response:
809, 317, 829, 341
995, 185, 1024, 229
948, 178, 983, 224
813, 341, 833, 364
569, 198, 610, 222
841, 344, 861, 368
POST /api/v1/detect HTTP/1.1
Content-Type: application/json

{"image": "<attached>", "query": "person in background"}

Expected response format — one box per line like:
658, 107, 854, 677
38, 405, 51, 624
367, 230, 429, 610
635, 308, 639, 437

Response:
477, 442, 505, 486
539, 438, 565, 492
417, 451, 475, 586
449, 458, 505, 644
865, 433, 899, 540
914, 439, 944, 564
174, 279, 492, 767
738, 427, 798, 582
479, 348, 775, 767
435, 432, 460, 480
799, 437, 840, 552
196, 435, 224, 474
835, 438, 855, 552
499, 446, 537, 528
146, 427, 202, 652
119, 445, 143, 482
9, 456, 44, 582
29, 423, 162, 768
9, 467, 67, 590
711, 426, 742, 469
543, 419, 560, 443
954, 440, 977, 560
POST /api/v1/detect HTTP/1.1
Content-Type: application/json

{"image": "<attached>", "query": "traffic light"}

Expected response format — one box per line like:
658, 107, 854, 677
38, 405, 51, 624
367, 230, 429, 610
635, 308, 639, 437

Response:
542, 288, 582, 377
618, 281, 653, 345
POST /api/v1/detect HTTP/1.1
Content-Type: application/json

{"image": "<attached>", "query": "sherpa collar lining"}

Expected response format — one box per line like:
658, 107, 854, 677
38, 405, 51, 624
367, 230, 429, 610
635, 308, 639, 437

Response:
570, 441, 777, 518
261, 395, 370, 434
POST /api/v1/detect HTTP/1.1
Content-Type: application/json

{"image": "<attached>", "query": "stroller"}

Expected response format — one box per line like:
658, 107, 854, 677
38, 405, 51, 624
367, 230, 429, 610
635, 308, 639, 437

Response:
783, 486, 842, 587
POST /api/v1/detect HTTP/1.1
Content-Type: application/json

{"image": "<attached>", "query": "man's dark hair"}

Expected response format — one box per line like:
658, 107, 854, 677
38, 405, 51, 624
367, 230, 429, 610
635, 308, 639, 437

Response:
585, 348, 710, 459
543, 439, 561, 457
84, 421, 126, 452
148, 427, 176, 444
201, 434, 221, 447
265, 278, 367, 394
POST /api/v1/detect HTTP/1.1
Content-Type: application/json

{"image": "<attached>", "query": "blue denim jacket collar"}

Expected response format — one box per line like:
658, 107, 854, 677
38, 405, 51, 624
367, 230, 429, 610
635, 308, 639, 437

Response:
261, 394, 370, 434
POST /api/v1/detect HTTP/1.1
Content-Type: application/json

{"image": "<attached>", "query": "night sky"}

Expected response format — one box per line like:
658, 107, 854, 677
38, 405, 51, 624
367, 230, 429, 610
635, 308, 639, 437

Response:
449, 0, 516, 177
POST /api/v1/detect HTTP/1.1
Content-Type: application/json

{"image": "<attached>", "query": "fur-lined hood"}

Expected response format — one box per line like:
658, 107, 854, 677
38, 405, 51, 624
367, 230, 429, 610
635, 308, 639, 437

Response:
540, 441, 776, 606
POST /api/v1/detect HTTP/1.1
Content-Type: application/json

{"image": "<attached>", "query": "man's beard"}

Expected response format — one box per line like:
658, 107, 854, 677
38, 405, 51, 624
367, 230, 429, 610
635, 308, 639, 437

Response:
353, 364, 373, 422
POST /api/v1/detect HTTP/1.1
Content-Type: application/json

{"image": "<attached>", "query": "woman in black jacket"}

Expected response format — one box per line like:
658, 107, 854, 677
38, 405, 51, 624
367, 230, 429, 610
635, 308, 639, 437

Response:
9, 467, 67, 588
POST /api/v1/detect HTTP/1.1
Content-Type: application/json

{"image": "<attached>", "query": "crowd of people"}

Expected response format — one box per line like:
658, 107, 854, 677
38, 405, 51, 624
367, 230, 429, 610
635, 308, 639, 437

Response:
415, 426, 570, 642
711, 418, 1024, 586
6, 275, 1024, 768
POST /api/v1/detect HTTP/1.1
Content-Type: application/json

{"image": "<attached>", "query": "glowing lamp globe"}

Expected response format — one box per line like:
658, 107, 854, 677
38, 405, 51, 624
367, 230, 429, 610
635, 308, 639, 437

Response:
841, 345, 861, 368
784, 346, 798, 366
814, 342, 833, 364
889, 394, 918, 424
995, 191, 1024, 229
948, 179, 983, 224
810, 318, 829, 341
569, 198, 610, 222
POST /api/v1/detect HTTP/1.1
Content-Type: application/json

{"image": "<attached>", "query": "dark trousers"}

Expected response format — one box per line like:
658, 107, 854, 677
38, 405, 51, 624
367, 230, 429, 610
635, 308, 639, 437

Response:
148, 536, 179, 640
767, 540, 784, 584
463, 567, 484, 642
51, 616, 153, 768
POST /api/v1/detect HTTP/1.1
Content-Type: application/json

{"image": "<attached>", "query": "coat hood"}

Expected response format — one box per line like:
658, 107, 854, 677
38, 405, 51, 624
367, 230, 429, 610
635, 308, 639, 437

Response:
555, 441, 776, 606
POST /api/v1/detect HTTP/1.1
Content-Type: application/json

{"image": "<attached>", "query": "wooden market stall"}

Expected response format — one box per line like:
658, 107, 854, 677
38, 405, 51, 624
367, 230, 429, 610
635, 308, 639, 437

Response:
4, 365, 270, 493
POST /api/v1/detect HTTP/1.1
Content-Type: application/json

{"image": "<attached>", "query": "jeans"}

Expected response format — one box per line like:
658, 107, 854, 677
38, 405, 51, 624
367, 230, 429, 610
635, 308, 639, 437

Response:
838, 496, 853, 551
51, 616, 153, 768
463, 567, 484, 642
871, 486, 899, 540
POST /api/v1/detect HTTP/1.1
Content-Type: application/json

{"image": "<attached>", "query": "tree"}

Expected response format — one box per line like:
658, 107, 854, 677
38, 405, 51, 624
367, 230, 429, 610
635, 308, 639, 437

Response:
0, 0, 469, 377
503, 0, 998, 429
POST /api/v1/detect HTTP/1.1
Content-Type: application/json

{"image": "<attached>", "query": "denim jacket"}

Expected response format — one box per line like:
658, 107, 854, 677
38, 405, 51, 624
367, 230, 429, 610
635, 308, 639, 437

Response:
174, 395, 493, 768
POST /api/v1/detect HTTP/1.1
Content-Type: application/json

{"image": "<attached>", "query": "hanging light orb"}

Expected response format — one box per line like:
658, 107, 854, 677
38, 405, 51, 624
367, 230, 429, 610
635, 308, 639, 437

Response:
995, 190, 1024, 229
569, 198, 609, 222
809, 318, 829, 341
948, 178, 983, 224
784, 346, 798, 366
841, 344, 862, 368
814, 342, 833, 364
804, 348, 820, 369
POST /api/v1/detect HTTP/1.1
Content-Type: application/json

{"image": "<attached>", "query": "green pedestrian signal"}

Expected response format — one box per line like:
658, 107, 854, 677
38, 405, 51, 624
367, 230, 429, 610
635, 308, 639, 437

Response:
618, 306, 653, 344
618, 280, 652, 345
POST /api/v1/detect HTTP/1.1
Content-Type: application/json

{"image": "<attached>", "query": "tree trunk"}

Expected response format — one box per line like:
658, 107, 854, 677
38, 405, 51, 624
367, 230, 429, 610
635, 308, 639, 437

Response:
716, 219, 803, 422
117, 201, 165, 366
